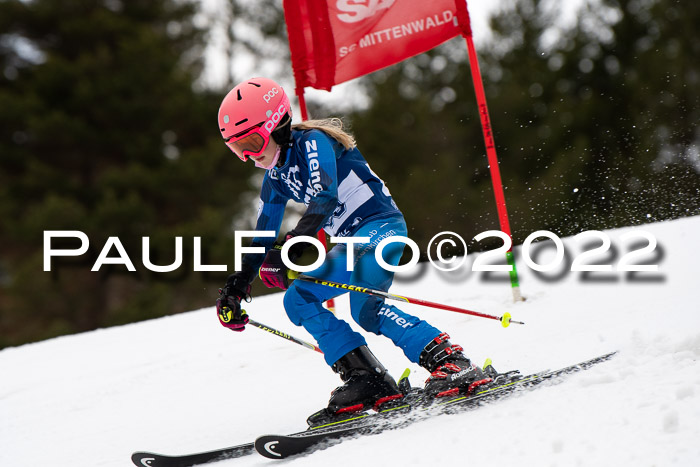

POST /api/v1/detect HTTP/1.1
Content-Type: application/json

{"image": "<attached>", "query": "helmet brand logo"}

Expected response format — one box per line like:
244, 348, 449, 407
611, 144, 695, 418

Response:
263, 87, 280, 103
264, 103, 287, 133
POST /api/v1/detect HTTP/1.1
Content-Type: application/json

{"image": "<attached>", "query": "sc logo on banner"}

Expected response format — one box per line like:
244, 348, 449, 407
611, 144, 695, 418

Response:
336, 0, 396, 23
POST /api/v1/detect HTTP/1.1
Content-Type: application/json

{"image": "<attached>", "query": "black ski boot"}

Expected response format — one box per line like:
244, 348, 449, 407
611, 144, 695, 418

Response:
307, 346, 404, 427
328, 345, 403, 414
419, 333, 493, 398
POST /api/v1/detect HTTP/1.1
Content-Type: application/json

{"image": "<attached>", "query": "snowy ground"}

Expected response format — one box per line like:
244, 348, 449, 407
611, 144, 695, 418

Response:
2, 216, 700, 467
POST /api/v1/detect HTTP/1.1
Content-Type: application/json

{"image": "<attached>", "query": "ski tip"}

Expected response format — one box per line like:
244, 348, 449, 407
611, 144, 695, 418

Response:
255, 436, 285, 459
131, 452, 159, 467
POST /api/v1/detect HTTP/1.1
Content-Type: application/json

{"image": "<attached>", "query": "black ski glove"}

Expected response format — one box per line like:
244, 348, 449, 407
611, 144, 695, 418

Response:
216, 274, 252, 332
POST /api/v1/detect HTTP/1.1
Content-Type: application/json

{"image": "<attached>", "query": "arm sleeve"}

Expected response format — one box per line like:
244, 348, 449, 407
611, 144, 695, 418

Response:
239, 178, 288, 283
288, 131, 339, 238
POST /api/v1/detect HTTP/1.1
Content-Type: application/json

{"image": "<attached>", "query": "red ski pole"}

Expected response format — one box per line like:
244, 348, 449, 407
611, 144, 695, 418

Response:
294, 274, 523, 328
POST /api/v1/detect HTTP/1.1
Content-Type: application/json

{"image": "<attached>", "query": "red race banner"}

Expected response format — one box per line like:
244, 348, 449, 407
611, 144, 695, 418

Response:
284, 0, 462, 91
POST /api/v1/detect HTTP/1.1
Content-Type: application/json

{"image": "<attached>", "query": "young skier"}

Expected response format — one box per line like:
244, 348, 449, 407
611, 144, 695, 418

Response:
215, 77, 491, 416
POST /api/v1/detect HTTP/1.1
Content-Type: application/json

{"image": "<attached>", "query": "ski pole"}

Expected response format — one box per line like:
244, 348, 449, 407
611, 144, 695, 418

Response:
247, 318, 323, 354
293, 274, 524, 328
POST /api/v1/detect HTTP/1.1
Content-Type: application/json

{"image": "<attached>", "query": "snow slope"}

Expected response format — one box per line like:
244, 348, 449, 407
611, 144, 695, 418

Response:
2, 217, 700, 467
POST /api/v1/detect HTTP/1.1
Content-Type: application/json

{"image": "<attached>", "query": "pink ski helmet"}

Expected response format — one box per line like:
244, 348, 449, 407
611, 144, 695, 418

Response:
217, 77, 292, 162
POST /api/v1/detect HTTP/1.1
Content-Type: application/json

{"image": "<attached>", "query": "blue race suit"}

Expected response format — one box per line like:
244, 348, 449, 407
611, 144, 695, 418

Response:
241, 129, 441, 366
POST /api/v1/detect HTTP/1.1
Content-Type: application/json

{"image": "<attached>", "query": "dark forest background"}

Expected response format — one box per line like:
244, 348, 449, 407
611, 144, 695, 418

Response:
1, 0, 698, 348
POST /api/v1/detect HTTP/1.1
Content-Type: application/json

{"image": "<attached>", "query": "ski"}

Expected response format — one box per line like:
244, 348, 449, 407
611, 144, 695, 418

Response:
254, 351, 616, 459
131, 441, 255, 467
256, 427, 359, 459
131, 424, 327, 466
131, 352, 615, 465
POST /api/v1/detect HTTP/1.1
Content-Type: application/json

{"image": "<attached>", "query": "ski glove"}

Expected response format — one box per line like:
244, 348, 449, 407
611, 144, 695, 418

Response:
216, 274, 252, 332
259, 244, 290, 290
259, 235, 305, 290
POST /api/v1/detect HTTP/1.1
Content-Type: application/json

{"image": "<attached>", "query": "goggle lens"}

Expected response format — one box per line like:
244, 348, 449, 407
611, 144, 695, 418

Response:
225, 131, 266, 161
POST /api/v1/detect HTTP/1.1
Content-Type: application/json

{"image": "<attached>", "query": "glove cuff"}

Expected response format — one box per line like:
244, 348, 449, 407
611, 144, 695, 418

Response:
282, 232, 307, 262
223, 274, 252, 301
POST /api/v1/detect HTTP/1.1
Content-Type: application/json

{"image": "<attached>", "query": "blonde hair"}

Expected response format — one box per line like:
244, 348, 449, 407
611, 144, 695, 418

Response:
292, 118, 356, 150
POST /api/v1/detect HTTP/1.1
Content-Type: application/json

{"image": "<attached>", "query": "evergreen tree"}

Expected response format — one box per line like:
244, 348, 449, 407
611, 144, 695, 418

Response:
2, 0, 698, 346
0, 0, 256, 347
347, 0, 699, 252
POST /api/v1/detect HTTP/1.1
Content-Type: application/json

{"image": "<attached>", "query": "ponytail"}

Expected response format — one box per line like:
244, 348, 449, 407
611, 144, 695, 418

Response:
292, 118, 356, 150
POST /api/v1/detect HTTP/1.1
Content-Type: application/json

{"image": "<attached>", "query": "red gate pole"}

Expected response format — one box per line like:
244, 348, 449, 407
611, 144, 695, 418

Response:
456, 1, 524, 302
